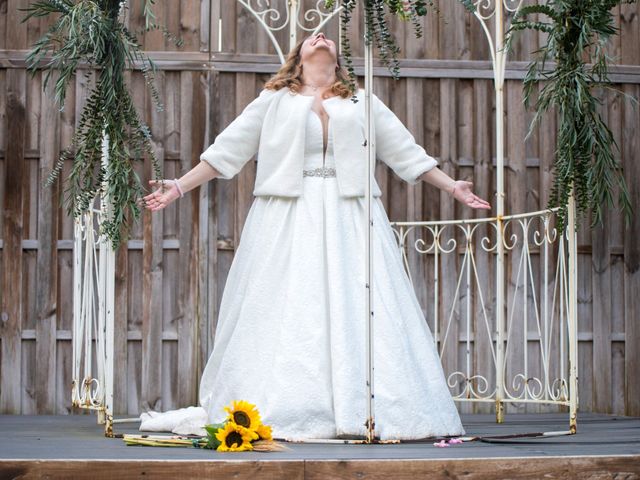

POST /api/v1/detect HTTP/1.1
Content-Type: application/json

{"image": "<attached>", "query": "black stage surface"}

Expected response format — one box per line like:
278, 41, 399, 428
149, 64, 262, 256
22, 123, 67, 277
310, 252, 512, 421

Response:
0, 412, 639, 479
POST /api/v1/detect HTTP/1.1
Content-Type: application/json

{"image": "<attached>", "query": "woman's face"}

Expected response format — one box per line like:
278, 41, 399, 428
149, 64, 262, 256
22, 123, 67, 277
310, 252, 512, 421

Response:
299, 32, 337, 65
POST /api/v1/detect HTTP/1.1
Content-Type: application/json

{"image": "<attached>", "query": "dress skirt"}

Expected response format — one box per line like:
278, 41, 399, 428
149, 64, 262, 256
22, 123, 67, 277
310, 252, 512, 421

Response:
198, 169, 466, 441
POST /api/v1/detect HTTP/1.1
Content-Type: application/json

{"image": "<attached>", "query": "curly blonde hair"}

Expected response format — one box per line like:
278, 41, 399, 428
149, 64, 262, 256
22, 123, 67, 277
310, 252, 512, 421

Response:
264, 37, 356, 99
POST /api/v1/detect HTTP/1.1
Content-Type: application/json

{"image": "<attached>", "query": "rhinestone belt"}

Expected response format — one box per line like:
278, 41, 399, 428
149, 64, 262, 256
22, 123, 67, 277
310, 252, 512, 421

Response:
303, 166, 336, 178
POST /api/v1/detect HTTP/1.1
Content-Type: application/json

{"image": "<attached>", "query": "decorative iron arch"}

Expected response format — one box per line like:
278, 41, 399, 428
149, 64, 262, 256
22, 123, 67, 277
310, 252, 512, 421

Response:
70, 0, 578, 442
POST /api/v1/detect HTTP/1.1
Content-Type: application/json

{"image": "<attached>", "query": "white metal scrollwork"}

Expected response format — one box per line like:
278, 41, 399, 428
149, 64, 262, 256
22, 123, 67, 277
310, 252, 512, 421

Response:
390, 206, 577, 422
235, 0, 342, 61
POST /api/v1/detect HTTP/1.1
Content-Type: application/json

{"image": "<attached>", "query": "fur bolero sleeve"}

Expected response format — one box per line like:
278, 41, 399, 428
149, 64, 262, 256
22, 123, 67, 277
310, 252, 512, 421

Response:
199, 89, 276, 179
372, 93, 438, 185
199, 87, 438, 197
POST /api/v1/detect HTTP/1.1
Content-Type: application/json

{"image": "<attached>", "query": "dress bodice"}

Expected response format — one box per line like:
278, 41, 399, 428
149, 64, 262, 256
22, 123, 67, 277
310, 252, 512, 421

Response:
303, 109, 335, 170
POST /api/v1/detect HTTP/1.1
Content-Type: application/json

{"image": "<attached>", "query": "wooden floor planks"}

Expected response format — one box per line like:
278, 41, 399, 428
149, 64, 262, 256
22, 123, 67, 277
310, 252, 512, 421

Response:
0, 412, 638, 478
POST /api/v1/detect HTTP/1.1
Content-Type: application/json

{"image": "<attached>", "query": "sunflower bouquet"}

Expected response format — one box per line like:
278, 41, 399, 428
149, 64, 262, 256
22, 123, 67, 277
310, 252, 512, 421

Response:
205, 400, 277, 452
123, 400, 286, 452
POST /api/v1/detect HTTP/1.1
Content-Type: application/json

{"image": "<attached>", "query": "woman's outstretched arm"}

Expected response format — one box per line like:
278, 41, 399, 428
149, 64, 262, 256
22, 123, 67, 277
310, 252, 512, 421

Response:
143, 161, 221, 211
143, 88, 276, 212
418, 167, 491, 210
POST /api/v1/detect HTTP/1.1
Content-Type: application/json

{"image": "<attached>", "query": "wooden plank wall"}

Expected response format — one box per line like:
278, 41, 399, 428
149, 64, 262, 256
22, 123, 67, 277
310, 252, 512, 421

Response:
0, 0, 638, 419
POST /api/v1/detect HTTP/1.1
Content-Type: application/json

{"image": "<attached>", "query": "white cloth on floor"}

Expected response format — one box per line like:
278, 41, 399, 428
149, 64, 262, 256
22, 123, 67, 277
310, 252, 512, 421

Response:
139, 406, 208, 436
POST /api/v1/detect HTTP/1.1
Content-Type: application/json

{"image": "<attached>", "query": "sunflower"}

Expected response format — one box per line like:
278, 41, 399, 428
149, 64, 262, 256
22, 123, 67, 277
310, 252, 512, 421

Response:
215, 422, 258, 452
223, 400, 262, 430
255, 423, 273, 440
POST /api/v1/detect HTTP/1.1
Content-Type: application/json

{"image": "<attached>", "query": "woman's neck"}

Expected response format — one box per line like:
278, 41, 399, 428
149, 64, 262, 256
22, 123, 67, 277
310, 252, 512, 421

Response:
300, 61, 336, 88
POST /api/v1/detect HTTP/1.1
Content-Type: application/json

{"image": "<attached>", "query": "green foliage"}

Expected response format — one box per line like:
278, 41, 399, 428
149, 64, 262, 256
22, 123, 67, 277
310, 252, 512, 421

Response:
326, 0, 453, 86
336, 0, 358, 95
204, 423, 225, 449
22, 0, 183, 248
506, 0, 635, 233
457, 0, 477, 14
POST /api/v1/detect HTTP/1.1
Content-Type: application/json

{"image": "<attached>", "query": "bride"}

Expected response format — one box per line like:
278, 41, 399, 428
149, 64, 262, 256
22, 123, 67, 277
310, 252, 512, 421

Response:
143, 32, 490, 441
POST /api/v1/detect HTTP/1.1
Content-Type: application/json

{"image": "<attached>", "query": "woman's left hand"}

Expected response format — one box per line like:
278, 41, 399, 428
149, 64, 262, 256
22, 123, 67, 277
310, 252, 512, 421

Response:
451, 180, 491, 210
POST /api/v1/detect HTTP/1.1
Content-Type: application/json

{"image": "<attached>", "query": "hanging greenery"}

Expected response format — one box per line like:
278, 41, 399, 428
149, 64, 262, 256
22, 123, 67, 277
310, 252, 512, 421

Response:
23, 0, 183, 248
506, 0, 635, 233
25, 0, 634, 244
362, 0, 411, 75
324, 0, 476, 91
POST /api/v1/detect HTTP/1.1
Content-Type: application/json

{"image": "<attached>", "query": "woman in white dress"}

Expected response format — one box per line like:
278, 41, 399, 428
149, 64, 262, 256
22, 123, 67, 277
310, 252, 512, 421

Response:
143, 32, 491, 441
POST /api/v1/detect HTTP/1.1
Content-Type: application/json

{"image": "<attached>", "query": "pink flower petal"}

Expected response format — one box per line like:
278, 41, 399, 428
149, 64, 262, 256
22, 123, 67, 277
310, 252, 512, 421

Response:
433, 439, 450, 447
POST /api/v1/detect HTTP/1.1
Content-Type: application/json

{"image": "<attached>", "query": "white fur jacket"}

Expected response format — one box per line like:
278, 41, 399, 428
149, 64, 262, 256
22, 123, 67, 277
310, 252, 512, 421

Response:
199, 87, 438, 197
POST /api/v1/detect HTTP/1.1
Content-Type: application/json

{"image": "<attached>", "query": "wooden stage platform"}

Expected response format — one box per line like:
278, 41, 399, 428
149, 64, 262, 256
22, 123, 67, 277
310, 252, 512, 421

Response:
0, 412, 638, 479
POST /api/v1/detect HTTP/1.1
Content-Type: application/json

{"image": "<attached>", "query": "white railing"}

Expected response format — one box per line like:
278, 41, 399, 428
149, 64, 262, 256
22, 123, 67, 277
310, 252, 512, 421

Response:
391, 203, 578, 430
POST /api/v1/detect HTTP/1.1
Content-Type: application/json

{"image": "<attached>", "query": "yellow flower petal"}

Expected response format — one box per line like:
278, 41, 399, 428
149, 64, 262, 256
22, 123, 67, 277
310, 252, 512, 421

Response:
256, 423, 273, 440
215, 422, 256, 452
223, 399, 262, 430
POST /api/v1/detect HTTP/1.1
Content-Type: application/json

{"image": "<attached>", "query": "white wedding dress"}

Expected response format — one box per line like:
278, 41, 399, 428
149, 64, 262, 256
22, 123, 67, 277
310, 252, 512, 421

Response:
140, 108, 465, 441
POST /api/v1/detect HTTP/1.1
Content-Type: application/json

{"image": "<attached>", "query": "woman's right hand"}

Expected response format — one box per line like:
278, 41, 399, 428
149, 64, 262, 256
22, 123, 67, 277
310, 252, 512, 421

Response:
143, 179, 181, 211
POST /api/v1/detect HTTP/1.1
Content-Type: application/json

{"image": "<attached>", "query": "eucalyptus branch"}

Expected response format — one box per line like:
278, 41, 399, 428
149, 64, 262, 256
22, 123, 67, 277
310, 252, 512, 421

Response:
327, 0, 457, 83
506, 0, 635, 233
22, 0, 184, 248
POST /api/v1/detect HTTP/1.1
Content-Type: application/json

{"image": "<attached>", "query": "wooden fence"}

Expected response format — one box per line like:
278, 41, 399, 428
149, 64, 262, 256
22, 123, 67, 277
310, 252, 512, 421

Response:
0, 0, 638, 418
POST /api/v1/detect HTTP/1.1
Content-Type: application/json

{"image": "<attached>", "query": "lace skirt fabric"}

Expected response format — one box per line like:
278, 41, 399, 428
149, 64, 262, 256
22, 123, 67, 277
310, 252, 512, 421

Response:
197, 173, 465, 440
